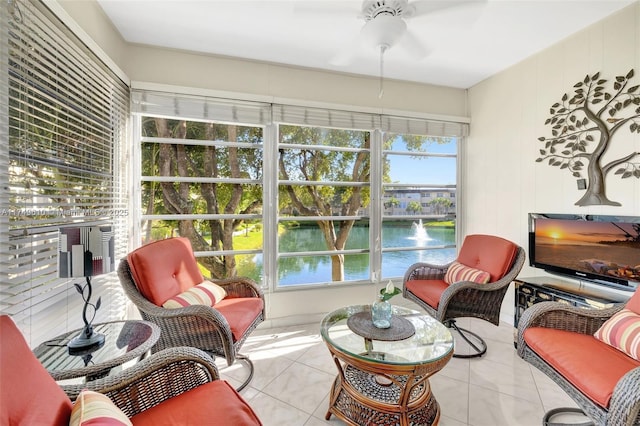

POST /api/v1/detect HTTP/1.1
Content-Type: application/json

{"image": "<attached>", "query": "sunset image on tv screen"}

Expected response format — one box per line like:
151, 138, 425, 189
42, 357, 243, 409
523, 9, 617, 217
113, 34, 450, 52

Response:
535, 219, 640, 283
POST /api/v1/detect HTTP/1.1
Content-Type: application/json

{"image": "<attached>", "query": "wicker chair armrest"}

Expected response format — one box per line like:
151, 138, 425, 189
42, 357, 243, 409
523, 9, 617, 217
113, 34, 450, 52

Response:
403, 262, 451, 282
516, 301, 625, 357
213, 276, 264, 299
62, 347, 219, 416
608, 367, 640, 426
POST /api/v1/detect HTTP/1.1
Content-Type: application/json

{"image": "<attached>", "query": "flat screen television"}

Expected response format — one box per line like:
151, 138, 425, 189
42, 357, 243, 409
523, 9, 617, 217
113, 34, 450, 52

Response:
528, 213, 640, 291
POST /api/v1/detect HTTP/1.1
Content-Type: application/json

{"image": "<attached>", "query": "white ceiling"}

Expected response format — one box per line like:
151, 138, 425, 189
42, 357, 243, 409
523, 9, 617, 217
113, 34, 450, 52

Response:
96, 0, 636, 89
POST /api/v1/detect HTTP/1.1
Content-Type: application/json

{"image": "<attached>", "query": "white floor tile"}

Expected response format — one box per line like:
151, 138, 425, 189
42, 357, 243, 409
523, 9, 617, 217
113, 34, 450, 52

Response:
261, 361, 335, 414
249, 392, 312, 426
468, 383, 545, 426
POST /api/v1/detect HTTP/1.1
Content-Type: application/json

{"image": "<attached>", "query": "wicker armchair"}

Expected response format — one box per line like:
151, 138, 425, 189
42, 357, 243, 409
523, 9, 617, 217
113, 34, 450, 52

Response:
1, 314, 262, 425
118, 237, 265, 390
65, 346, 222, 407
517, 300, 640, 425
403, 234, 525, 358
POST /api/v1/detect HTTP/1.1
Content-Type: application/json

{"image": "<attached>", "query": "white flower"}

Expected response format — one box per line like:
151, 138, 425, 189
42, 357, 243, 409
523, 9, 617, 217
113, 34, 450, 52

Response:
385, 281, 395, 294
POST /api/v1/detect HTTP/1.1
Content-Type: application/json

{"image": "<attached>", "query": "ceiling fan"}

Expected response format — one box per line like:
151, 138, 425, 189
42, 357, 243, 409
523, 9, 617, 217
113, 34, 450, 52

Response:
331, 0, 485, 63
307, 0, 484, 96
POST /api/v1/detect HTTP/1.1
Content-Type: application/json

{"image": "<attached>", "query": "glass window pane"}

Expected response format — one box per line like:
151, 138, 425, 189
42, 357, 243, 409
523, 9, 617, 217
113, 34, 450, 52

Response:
142, 183, 262, 216
381, 247, 457, 278
386, 155, 456, 185
381, 134, 457, 280
278, 221, 369, 253
280, 125, 369, 149
140, 117, 263, 280
277, 124, 371, 287
142, 143, 262, 179
278, 253, 370, 286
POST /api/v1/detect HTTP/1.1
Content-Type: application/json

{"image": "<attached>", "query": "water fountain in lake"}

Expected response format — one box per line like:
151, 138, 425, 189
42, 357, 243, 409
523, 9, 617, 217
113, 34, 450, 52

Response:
410, 219, 431, 242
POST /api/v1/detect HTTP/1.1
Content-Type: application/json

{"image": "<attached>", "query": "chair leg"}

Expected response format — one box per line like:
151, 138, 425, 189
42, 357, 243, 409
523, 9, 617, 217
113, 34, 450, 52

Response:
543, 407, 594, 426
235, 354, 254, 392
445, 319, 487, 359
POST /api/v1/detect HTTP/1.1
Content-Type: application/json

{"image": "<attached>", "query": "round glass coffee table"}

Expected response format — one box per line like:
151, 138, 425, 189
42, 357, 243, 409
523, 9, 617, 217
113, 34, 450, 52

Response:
34, 320, 160, 382
320, 304, 453, 426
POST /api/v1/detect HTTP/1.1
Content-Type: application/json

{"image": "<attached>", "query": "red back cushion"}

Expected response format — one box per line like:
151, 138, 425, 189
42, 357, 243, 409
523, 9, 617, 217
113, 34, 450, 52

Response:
457, 234, 518, 282
128, 237, 205, 306
625, 287, 640, 314
0, 315, 73, 425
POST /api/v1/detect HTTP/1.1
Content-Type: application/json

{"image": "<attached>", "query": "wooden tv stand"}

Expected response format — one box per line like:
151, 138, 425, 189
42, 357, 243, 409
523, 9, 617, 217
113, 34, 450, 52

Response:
513, 276, 631, 328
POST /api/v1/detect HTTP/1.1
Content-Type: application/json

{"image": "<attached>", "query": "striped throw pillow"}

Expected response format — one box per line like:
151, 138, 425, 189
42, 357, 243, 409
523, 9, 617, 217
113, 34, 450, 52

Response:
444, 261, 491, 285
594, 308, 640, 361
69, 389, 132, 426
162, 280, 227, 309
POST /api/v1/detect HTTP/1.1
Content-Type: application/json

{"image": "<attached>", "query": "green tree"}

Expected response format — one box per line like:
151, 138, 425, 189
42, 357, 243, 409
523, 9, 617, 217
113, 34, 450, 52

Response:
141, 117, 263, 278
384, 197, 400, 209
406, 201, 422, 215
428, 197, 452, 215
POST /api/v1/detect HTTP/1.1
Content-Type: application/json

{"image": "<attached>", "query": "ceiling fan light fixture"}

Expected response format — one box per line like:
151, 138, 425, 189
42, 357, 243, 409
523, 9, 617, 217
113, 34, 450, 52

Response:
360, 13, 407, 50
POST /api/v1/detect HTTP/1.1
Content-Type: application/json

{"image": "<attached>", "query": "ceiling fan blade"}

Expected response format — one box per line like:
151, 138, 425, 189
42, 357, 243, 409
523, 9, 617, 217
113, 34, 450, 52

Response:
410, 0, 487, 19
398, 29, 431, 60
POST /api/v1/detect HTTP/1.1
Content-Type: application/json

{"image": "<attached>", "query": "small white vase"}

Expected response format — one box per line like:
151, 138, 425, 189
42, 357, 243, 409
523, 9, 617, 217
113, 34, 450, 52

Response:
371, 295, 392, 328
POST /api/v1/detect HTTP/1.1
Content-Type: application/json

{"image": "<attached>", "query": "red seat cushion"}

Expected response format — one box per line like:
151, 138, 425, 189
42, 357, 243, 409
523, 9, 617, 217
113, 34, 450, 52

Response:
0, 315, 73, 426
215, 298, 265, 341
524, 327, 640, 408
405, 279, 448, 309
457, 234, 518, 281
127, 237, 205, 306
130, 380, 262, 426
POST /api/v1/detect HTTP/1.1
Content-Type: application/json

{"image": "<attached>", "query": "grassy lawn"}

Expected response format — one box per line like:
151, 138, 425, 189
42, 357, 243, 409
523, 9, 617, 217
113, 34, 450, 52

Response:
233, 226, 263, 250
425, 220, 455, 227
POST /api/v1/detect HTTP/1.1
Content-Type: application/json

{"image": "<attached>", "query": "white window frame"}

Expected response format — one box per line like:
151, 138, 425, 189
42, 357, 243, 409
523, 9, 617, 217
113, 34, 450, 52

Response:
131, 89, 468, 293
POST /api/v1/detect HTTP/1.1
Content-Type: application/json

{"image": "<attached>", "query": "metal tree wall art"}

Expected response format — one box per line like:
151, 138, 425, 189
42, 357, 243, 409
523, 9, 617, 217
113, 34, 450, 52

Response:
536, 69, 640, 206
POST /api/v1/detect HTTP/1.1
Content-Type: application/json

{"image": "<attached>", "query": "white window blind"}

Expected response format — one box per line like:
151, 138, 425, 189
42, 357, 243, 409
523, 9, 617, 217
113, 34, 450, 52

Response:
131, 90, 271, 126
273, 104, 469, 136
0, 0, 130, 346
131, 90, 470, 137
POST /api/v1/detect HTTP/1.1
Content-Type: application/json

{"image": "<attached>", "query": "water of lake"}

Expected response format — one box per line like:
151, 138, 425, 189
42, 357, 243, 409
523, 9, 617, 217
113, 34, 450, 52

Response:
275, 223, 457, 286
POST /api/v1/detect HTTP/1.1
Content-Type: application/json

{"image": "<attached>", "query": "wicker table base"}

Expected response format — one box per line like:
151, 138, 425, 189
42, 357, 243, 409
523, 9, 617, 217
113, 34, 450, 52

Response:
326, 364, 440, 426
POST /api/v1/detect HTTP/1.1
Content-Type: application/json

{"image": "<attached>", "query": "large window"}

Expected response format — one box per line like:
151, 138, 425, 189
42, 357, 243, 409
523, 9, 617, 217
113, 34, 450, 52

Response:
139, 116, 264, 281
277, 125, 371, 286
133, 92, 466, 291
381, 135, 457, 279
0, 0, 129, 345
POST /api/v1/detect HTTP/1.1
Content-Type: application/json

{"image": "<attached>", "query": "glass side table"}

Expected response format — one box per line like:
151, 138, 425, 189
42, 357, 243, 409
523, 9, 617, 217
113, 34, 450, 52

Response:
33, 320, 160, 381
321, 305, 454, 426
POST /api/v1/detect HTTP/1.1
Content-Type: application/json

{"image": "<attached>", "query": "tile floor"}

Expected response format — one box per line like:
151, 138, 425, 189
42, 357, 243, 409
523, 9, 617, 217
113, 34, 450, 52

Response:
216, 298, 580, 426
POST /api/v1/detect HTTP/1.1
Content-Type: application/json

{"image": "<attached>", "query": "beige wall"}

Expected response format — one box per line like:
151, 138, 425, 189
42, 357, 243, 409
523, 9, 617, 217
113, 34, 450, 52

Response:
54, 0, 128, 82
467, 2, 640, 322
124, 44, 468, 119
